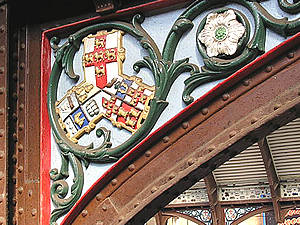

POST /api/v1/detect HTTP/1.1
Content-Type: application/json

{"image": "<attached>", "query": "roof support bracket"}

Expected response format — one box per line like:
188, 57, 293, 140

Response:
204, 173, 225, 225
258, 137, 284, 223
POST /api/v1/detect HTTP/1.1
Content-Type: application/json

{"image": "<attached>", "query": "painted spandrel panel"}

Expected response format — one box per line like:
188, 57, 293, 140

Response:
43, 0, 300, 224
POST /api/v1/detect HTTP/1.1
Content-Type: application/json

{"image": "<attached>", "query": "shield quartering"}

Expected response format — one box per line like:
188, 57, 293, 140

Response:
55, 29, 155, 143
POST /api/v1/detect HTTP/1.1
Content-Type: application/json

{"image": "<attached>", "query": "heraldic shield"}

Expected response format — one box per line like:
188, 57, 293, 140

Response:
55, 30, 155, 143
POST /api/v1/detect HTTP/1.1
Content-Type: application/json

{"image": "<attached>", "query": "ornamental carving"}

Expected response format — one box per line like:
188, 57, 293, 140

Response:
47, 0, 300, 223
198, 10, 246, 57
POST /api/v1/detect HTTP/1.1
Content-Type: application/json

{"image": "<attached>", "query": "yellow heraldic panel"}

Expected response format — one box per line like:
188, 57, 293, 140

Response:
55, 30, 155, 143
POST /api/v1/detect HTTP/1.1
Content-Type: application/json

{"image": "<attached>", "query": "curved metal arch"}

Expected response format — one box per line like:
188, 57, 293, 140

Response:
62, 35, 300, 225
162, 211, 206, 225
232, 206, 273, 225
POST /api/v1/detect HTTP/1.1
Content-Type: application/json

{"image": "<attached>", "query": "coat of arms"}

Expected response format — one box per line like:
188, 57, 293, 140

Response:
47, 6, 300, 222
55, 30, 154, 143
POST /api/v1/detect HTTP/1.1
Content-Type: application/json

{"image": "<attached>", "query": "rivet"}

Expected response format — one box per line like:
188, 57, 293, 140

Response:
12, 155, 17, 164
0, 26, 5, 33
12, 198, 16, 206
0, 129, 4, 137
18, 207, 24, 214
229, 131, 236, 138
0, 195, 3, 203
111, 179, 117, 186
0, 108, 4, 115
12, 113, 17, 121
134, 202, 139, 208
82, 210, 88, 217
19, 83, 25, 90
96, 193, 102, 201
128, 164, 135, 172
31, 208, 37, 216
222, 93, 230, 101
182, 122, 189, 129
274, 103, 281, 110
13, 133, 17, 142
151, 187, 157, 193
20, 43, 26, 50
12, 92, 18, 101
19, 62, 25, 70
19, 123, 24, 131
0, 46, 4, 53
102, 205, 107, 211
201, 108, 209, 115
28, 189, 33, 197
188, 159, 194, 166
251, 117, 258, 124
243, 79, 250, 87
0, 171, 4, 180
0, 87, 4, 95
265, 66, 272, 73
19, 103, 24, 110
169, 173, 175, 180
287, 52, 294, 59
208, 146, 215, 152
96, 221, 104, 225
18, 186, 24, 194
0, 67, 4, 74
163, 136, 170, 143
12, 73, 17, 81
145, 151, 151, 157
0, 217, 4, 224
18, 144, 23, 152
18, 166, 23, 173
0, 151, 4, 159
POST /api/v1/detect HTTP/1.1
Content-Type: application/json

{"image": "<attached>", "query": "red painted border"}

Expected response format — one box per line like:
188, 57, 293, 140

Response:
40, 32, 52, 225
61, 33, 300, 224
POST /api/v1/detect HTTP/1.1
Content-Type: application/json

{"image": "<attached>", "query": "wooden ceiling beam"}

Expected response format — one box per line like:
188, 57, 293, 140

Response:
204, 173, 225, 225
258, 137, 283, 223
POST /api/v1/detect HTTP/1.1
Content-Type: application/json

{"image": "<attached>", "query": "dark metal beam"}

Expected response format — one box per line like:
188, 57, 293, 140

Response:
0, 3, 8, 225
258, 137, 283, 223
204, 173, 225, 225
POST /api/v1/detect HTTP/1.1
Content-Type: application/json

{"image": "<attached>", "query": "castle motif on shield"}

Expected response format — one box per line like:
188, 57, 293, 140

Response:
55, 30, 155, 143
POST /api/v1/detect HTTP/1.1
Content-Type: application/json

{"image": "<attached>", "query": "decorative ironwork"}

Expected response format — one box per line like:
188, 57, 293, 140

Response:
47, 0, 300, 223
178, 209, 213, 225
171, 189, 209, 204
281, 182, 300, 198
219, 185, 271, 201
225, 206, 261, 225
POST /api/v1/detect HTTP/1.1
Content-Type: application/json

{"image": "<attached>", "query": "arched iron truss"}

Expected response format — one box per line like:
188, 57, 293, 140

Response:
59, 33, 300, 224
46, 0, 300, 221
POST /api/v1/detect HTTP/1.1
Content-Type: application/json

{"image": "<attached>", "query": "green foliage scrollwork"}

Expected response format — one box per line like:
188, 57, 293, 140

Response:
179, 0, 300, 104
48, 14, 189, 223
278, 0, 300, 14
47, 1, 300, 223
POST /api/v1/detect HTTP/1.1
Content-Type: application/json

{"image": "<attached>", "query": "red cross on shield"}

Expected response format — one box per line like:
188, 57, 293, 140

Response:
83, 31, 119, 89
